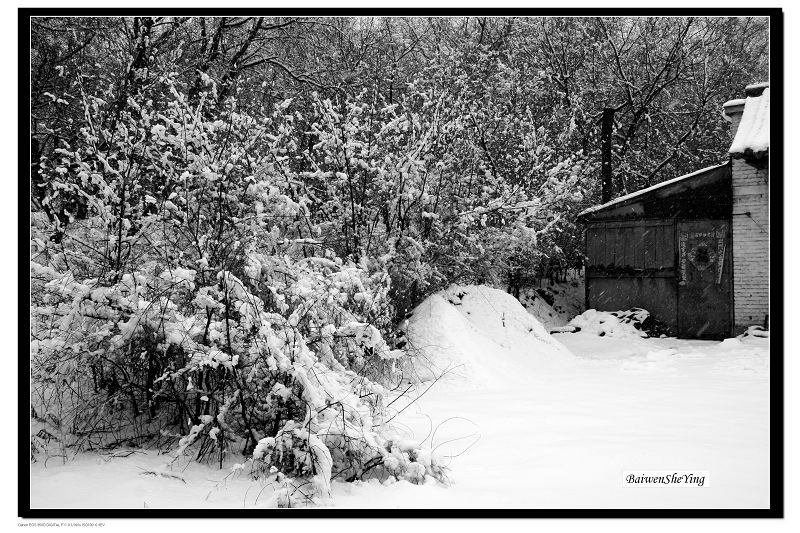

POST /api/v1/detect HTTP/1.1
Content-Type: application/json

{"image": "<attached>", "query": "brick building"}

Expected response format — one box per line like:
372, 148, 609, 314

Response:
578, 84, 770, 338
723, 84, 770, 333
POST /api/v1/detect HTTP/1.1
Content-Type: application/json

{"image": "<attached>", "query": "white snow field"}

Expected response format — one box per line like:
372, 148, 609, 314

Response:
30, 285, 770, 509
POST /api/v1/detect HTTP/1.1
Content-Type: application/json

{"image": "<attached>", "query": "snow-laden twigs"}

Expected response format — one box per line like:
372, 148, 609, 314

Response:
30, 74, 454, 507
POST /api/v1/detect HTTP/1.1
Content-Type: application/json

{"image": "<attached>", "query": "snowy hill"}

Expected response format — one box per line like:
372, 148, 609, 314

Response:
404, 285, 574, 384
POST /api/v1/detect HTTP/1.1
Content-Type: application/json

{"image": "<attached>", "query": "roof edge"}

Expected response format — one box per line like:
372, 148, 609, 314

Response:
577, 162, 730, 220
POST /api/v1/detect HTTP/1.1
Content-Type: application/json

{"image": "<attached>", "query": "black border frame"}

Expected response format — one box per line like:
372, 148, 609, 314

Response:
19, 6, 784, 519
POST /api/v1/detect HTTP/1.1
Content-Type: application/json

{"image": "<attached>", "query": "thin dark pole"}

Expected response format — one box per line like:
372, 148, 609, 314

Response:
601, 107, 615, 203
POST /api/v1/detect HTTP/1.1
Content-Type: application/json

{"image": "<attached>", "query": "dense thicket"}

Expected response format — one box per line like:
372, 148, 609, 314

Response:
29, 16, 768, 505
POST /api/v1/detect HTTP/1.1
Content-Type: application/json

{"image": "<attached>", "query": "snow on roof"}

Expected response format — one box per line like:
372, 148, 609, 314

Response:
722, 98, 746, 109
721, 99, 746, 122
729, 87, 769, 157
578, 163, 728, 218
745, 82, 770, 94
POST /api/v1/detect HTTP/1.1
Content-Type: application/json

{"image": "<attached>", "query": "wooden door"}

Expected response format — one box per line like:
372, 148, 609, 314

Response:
677, 220, 732, 338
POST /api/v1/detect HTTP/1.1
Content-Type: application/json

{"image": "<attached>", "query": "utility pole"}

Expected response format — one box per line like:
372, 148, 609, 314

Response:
601, 107, 615, 203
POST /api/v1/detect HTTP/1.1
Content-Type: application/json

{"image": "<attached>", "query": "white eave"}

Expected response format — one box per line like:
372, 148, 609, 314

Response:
721, 99, 746, 122
745, 82, 770, 94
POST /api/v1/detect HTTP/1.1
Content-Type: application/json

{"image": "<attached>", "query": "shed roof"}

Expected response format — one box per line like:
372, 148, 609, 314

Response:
578, 162, 730, 221
729, 87, 769, 158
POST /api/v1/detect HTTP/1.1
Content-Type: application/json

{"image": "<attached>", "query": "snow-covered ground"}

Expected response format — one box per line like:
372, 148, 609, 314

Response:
30, 285, 769, 509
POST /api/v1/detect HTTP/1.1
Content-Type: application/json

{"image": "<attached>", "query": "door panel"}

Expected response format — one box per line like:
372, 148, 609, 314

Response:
677, 220, 732, 338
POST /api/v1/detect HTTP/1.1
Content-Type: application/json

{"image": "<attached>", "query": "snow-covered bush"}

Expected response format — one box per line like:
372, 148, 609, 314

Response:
29, 37, 595, 502
29, 73, 445, 504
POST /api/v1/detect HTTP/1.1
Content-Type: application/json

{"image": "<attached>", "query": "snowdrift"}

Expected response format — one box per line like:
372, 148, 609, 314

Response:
568, 308, 671, 338
404, 285, 574, 385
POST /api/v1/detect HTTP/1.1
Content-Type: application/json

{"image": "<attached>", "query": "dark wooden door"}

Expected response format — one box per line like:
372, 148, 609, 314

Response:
677, 220, 732, 338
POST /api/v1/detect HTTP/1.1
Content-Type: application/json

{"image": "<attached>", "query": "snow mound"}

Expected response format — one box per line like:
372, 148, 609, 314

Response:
739, 325, 769, 339
569, 308, 652, 338
404, 285, 574, 385
710, 336, 769, 375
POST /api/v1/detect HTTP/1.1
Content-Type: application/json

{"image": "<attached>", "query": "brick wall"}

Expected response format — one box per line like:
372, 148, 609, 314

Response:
731, 158, 769, 332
